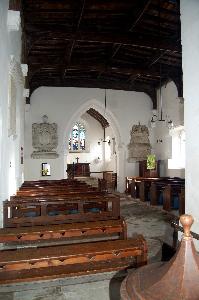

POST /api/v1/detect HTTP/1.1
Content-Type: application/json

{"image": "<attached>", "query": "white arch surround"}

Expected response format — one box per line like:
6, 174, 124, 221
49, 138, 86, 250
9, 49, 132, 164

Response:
8, 56, 25, 190
62, 98, 125, 192
63, 98, 122, 150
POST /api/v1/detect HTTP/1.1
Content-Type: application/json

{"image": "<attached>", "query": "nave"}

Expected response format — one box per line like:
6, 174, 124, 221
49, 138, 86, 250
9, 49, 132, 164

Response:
0, 178, 192, 300
1, 1, 199, 299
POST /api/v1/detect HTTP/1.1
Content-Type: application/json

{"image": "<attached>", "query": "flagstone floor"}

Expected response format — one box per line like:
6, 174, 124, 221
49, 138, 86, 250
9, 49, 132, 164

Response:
120, 195, 176, 262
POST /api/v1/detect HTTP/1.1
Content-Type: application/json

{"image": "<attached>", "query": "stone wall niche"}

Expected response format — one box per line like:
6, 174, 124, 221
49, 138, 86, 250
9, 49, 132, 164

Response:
31, 115, 59, 159
128, 124, 151, 162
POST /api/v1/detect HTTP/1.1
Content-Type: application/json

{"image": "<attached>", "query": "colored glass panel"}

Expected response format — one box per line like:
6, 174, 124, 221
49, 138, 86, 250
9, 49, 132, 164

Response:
69, 123, 86, 151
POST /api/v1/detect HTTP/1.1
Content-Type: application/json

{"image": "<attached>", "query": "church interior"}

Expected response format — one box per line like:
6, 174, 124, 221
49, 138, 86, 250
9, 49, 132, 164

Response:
0, 0, 199, 299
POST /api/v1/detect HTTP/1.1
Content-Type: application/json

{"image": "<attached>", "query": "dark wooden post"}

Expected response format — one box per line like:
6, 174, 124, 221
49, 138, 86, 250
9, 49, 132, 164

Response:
150, 182, 158, 205
139, 181, 146, 202
163, 184, 172, 211
130, 179, 137, 198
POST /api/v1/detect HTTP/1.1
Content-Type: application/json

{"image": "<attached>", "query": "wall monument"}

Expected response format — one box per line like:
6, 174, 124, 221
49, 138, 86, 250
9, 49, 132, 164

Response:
31, 115, 59, 159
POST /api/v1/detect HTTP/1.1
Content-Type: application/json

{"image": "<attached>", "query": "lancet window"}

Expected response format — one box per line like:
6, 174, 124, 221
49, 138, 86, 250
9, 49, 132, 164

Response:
69, 123, 86, 151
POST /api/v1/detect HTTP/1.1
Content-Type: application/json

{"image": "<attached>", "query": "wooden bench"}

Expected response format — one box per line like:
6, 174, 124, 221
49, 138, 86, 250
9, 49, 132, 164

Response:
126, 176, 163, 196
3, 196, 120, 228
138, 178, 167, 202
0, 235, 147, 284
125, 177, 134, 194
134, 177, 175, 202
21, 179, 87, 187
10, 192, 109, 202
19, 184, 95, 190
0, 218, 127, 244
10, 201, 107, 220
16, 189, 102, 197
17, 179, 99, 196
127, 176, 184, 200
150, 179, 185, 207
9, 194, 111, 215
163, 184, 185, 213
129, 177, 165, 199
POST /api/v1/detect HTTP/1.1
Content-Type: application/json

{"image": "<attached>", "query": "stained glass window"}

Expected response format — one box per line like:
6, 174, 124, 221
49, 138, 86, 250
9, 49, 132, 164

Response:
69, 123, 86, 151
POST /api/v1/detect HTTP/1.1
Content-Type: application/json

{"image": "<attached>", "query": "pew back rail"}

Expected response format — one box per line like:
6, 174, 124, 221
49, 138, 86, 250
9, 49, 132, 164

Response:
3, 197, 120, 228
0, 236, 147, 284
0, 218, 127, 243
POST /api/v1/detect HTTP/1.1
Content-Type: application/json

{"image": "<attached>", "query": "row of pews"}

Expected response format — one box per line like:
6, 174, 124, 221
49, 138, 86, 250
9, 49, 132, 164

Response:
126, 176, 185, 215
0, 179, 147, 285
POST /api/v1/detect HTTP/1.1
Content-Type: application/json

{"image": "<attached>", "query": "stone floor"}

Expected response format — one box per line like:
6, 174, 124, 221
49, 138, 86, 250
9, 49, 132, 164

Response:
0, 194, 177, 300
120, 195, 176, 262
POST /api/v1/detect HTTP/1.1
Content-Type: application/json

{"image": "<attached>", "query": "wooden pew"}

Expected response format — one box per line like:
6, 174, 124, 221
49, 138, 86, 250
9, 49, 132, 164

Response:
0, 218, 127, 244
16, 189, 101, 197
3, 196, 120, 228
98, 178, 106, 192
125, 177, 138, 197
17, 179, 99, 196
0, 235, 147, 284
0, 179, 148, 285
8, 193, 116, 220
21, 179, 86, 187
139, 181, 150, 202
128, 176, 184, 202
150, 179, 185, 207
135, 177, 170, 202
11, 192, 107, 202
130, 178, 140, 198
149, 181, 171, 206
19, 183, 95, 190
163, 184, 185, 213
103, 171, 117, 192
129, 177, 165, 199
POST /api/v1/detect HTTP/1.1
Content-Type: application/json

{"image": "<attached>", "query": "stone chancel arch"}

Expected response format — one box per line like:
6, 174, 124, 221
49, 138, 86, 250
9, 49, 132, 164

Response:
63, 98, 125, 192
64, 98, 121, 149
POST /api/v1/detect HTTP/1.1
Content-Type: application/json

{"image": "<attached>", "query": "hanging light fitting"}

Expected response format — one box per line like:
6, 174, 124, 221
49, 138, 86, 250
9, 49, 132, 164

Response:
150, 1, 173, 130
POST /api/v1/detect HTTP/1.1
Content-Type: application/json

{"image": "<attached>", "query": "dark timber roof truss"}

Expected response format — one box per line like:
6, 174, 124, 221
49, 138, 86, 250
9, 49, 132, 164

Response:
20, 0, 182, 108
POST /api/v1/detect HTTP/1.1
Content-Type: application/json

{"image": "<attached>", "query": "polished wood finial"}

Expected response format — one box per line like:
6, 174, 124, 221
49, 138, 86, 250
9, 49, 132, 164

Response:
121, 214, 199, 300
180, 214, 194, 237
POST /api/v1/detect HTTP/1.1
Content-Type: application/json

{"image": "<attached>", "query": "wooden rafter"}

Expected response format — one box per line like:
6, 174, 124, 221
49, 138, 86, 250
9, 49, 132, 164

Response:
21, 0, 182, 105
87, 108, 109, 129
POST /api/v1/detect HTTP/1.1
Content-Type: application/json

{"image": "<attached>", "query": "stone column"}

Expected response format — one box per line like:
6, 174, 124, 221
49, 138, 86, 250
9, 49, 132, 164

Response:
181, 1, 199, 245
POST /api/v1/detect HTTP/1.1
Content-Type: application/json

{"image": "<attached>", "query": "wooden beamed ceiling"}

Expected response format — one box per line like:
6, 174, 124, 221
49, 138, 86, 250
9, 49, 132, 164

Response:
21, 0, 182, 108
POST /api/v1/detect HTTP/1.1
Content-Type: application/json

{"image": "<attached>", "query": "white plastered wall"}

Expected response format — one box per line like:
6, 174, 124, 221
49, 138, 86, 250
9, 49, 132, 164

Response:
0, 1, 25, 225
181, 0, 199, 243
24, 87, 153, 191
153, 81, 185, 178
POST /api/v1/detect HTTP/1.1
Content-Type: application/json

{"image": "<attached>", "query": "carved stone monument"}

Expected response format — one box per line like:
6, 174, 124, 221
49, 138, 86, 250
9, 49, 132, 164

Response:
128, 124, 151, 162
31, 115, 59, 159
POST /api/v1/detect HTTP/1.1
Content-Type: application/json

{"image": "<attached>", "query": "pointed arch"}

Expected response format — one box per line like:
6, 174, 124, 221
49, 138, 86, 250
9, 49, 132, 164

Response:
62, 98, 122, 155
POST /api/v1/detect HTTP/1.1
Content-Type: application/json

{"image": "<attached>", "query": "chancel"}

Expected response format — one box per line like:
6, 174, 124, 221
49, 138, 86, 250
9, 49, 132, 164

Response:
1, 0, 199, 299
